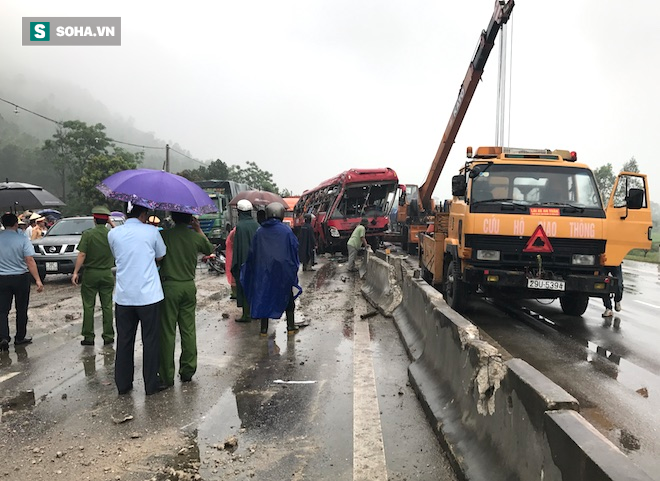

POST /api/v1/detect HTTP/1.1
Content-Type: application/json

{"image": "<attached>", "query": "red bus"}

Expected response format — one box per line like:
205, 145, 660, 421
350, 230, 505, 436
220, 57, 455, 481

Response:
293, 168, 401, 253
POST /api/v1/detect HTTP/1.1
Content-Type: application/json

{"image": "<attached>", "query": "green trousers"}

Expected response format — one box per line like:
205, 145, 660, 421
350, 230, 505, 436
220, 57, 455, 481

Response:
160, 280, 198, 385
80, 268, 115, 342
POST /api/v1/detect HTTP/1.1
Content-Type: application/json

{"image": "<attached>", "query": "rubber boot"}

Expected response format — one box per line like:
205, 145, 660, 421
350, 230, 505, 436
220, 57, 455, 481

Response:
230, 284, 237, 300
260, 318, 269, 336
286, 307, 299, 336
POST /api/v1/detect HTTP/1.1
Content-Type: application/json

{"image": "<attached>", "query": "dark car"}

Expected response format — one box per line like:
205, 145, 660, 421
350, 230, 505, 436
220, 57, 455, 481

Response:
32, 216, 122, 280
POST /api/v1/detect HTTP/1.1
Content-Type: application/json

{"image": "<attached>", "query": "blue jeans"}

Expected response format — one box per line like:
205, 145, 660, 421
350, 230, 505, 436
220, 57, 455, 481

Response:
603, 265, 623, 309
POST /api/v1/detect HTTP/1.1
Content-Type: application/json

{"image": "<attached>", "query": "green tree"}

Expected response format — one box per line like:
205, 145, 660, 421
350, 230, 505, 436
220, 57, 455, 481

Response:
229, 161, 278, 192
74, 148, 142, 214
593, 163, 615, 204
43, 121, 112, 202
621, 156, 640, 173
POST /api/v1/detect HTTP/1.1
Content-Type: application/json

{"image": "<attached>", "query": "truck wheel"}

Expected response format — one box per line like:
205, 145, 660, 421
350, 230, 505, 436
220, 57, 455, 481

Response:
444, 259, 468, 312
559, 294, 589, 316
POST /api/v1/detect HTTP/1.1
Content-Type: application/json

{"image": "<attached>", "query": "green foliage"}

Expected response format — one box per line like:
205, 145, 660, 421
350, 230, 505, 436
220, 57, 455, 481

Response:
40, 121, 142, 215
593, 157, 643, 206
178, 159, 229, 182
71, 148, 142, 214
593, 163, 615, 204
621, 157, 640, 173
229, 161, 278, 192
179, 160, 282, 194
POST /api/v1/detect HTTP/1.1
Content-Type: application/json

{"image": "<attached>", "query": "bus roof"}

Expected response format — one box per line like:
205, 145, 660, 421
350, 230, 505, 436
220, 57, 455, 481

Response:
302, 168, 398, 195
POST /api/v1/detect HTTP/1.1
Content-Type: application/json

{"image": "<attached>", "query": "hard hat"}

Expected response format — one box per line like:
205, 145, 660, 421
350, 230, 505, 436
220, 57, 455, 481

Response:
29, 212, 41, 221
148, 215, 161, 224
360, 217, 369, 225
35, 216, 46, 222
265, 202, 285, 221
237, 199, 253, 212
91, 205, 111, 215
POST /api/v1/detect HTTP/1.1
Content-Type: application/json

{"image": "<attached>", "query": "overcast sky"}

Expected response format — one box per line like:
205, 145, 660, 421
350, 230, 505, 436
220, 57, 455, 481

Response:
2, 0, 658, 199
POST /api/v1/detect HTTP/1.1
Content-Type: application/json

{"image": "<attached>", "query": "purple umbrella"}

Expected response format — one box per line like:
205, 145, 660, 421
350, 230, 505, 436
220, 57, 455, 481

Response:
96, 169, 218, 214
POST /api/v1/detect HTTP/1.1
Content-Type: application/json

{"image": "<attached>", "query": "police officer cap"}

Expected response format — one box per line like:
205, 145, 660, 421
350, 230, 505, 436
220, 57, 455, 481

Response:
91, 205, 111, 215
237, 199, 253, 212
265, 202, 285, 221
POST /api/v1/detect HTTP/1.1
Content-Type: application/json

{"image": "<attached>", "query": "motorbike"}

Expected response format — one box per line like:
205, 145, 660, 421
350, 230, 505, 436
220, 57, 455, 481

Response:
202, 244, 226, 275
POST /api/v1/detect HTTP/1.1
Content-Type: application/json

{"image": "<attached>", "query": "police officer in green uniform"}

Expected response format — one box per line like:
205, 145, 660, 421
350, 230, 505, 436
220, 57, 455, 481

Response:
72, 206, 116, 346
159, 211, 213, 385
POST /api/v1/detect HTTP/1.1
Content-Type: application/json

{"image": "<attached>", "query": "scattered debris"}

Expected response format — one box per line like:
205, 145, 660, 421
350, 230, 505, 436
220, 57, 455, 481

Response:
130, 432, 141, 439
636, 387, 649, 398
360, 311, 378, 319
111, 414, 134, 424
223, 436, 238, 451
64, 313, 81, 321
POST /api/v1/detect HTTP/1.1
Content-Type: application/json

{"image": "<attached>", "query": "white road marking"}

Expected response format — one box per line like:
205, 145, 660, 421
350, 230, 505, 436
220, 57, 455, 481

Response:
353, 317, 388, 481
273, 379, 317, 384
0, 372, 20, 384
634, 300, 660, 309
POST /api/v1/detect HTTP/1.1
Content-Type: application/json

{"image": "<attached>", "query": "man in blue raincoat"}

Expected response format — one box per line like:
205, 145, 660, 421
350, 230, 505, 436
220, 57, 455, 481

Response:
241, 202, 302, 336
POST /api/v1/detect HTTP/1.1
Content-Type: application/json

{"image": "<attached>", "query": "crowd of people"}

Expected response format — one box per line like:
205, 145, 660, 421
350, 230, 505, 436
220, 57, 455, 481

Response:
1, 200, 626, 398
0, 199, 343, 397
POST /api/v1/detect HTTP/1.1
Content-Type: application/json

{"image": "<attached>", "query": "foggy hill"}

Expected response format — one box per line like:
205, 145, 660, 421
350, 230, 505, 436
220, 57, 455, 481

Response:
0, 72, 207, 173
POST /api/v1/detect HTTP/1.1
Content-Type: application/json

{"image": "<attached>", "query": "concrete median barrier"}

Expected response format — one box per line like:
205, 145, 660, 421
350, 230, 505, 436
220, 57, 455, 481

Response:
362, 254, 652, 481
360, 251, 402, 317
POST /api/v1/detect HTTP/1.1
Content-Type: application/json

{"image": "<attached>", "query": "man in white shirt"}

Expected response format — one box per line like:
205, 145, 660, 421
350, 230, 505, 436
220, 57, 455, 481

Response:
108, 203, 167, 395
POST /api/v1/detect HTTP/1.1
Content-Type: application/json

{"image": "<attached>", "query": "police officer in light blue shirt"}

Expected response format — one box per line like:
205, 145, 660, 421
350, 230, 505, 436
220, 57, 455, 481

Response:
0, 213, 44, 351
108, 203, 167, 395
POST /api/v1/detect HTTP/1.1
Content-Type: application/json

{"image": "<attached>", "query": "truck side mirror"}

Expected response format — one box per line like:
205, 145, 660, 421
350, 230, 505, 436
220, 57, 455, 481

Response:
627, 188, 644, 209
452, 175, 467, 197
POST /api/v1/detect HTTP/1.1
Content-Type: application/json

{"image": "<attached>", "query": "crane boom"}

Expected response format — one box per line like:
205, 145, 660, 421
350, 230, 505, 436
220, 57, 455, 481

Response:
418, 0, 514, 212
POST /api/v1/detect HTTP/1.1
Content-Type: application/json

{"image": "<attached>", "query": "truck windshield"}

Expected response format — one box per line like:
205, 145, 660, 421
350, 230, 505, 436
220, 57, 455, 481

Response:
469, 165, 603, 209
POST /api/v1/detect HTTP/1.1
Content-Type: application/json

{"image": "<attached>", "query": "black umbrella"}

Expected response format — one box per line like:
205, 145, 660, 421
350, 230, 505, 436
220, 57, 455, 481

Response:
0, 182, 65, 213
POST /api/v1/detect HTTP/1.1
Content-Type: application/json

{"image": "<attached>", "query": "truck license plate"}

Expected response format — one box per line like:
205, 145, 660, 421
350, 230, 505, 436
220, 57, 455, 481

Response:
46, 262, 58, 272
527, 279, 565, 291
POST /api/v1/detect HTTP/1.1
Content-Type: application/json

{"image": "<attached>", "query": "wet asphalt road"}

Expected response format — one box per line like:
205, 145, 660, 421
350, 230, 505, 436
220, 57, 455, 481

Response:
463, 260, 660, 479
0, 257, 456, 481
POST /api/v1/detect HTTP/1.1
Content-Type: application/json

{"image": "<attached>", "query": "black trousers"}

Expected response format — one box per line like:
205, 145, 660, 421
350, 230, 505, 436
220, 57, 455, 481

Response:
115, 302, 161, 394
0, 273, 30, 343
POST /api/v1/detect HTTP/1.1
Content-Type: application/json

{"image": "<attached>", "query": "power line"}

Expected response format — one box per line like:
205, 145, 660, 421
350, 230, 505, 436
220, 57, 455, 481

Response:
0, 96, 206, 164
0, 96, 62, 126
110, 138, 164, 150
169, 146, 206, 166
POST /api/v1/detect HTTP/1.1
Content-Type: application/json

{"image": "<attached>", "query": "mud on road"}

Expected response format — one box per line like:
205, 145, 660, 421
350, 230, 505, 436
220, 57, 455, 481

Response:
0, 256, 455, 481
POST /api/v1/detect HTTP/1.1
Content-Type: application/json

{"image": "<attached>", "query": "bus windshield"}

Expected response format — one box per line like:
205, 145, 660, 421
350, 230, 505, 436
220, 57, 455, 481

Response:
331, 183, 397, 219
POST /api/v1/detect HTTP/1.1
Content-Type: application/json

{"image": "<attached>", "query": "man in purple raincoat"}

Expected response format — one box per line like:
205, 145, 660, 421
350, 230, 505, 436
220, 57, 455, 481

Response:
241, 202, 302, 336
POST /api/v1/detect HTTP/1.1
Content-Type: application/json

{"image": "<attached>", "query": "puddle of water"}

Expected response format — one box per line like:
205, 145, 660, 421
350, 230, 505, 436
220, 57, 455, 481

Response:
196, 387, 242, 448
586, 340, 660, 400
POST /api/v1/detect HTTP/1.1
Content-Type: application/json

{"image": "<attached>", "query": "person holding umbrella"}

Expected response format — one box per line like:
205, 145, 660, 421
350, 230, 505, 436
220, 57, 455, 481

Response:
71, 206, 116, 346
158, 212, 213, 385
108, 203, 167, 395
231, 200, 260, 322
0, 213, 44, 350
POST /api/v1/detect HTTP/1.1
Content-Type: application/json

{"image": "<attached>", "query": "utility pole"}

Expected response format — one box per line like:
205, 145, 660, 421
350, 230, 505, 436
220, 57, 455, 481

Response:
165, 144, 170, 172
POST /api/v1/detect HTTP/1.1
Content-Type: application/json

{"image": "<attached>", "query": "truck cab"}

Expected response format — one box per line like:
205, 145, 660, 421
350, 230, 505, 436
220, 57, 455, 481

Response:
420, 146, 652, 316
